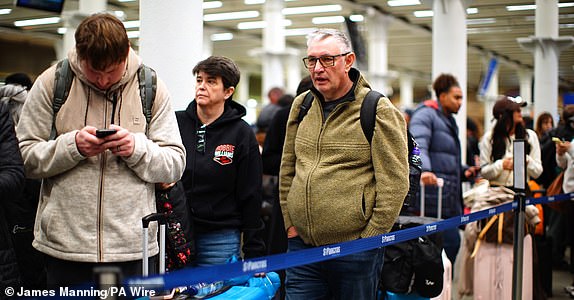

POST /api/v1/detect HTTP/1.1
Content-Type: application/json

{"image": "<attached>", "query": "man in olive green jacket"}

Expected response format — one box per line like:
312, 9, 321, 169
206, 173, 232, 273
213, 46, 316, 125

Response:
279, 29, 409, 299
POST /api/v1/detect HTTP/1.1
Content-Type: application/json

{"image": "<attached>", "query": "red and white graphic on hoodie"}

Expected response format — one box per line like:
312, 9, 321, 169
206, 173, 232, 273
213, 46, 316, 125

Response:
213, 144, 235, 165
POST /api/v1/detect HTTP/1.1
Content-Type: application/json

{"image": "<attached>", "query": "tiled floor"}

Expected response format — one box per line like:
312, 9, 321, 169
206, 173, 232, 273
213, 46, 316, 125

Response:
550, 269, 572, 300
453, 238, 573, 300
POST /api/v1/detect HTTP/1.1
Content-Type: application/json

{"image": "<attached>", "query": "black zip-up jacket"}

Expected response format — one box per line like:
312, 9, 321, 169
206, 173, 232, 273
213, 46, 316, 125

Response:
0, 101, 24, 288
176, 99, 265, 259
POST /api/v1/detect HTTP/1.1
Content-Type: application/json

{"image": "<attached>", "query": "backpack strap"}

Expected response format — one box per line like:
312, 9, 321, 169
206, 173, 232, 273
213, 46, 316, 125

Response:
359, 90, 383, 144
50, 60, 157, 139
297, 91, 314, 123
137, 64, 157, 134
298, 89, 384, 144
51, 58, 74, 140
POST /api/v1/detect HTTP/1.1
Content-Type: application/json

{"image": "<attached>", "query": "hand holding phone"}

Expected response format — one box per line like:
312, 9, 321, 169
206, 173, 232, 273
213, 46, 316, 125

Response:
95, 128, 117, 138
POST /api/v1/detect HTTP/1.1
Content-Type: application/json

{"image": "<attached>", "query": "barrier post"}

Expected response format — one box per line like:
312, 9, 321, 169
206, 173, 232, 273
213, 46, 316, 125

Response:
512, 140, 526, 300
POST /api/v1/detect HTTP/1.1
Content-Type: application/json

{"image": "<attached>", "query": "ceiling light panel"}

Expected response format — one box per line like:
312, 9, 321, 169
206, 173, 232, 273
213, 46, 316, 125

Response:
283, 5, 342, 15
506, 3, 574, 11
467, 18, 496, 25
127, 31, 140, 39
14, 17, 60, 27
413, 10, 433, 18
349, 14, 364, 22
211, 33, 234, 41
245, 0, 265, 4
467, 8, 478, 14
506, 5, 536, 11
203, 1, 223, 9
414, 8, 477, 18
284, 28, 318, 36
237, 19, 292, 30
245, 0, 298, 4
388, 0, 421, 7
204, 11, 260, 21
123, 20, 140, 29
312, 16, 345, 24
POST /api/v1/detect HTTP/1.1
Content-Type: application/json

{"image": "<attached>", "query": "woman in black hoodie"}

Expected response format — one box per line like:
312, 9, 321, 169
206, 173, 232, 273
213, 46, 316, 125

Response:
176, 56, 265, 266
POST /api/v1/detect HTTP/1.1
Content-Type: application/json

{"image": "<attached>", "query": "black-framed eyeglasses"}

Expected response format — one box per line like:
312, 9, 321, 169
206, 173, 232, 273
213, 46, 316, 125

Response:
302, 52, 350, 69
196, 125, 206, 153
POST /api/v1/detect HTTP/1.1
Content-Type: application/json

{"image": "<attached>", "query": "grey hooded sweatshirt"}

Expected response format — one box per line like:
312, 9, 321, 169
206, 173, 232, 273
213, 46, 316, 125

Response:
16, 48, 186, 263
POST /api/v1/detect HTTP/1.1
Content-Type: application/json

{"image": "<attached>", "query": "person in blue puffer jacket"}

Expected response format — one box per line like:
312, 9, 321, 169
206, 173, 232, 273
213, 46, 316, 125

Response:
409, 74, 479, 265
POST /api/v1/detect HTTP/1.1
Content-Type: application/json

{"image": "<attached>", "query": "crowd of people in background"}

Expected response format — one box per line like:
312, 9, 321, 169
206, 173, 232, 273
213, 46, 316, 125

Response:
3, 11, 574, 300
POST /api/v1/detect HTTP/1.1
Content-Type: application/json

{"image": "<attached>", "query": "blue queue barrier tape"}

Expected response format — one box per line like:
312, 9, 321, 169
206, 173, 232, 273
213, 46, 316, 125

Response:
125, 192, 574, 291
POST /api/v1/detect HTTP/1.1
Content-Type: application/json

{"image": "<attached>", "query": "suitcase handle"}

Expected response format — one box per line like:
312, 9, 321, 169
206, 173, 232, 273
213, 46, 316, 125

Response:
142, 212, 167, 228
142, 213, 167, 277
420, 178, 444, 219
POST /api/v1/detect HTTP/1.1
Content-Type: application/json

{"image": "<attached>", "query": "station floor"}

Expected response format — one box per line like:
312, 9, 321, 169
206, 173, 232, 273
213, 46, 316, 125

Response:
550, 268, 572, 300
453, 240, 573, 300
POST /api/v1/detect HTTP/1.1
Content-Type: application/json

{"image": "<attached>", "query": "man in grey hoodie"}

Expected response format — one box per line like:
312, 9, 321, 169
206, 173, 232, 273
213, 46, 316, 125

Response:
16, 13, 185, 287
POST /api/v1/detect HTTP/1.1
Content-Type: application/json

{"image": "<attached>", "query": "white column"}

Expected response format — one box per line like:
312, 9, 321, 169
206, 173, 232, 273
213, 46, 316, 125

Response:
399, 74, 414, 109
139, 0, 202, 111
239, 72, 257, 125
518, 0, 574, 122
237, 71, 250, 105
286, 53, 302, 95
366, 9, 394, 96
518, 69, 534, 117
432, 0, 468, 164
202, 27, 215, 59
262, 0, 285, 104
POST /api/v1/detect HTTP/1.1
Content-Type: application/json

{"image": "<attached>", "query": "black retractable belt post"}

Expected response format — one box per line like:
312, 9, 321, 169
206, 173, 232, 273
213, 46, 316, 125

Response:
512, 140, 527, 300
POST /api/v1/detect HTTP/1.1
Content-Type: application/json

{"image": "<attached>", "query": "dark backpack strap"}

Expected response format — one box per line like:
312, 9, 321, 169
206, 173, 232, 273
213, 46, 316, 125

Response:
51, 58, 74, 140
137, 64, 157, 133
297, 91, 314, 123
360, 90, 383, 144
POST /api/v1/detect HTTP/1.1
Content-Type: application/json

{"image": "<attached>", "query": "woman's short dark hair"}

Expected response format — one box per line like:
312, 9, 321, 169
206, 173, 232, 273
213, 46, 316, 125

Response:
193, 56, 240, 90
432, 73, 459, 99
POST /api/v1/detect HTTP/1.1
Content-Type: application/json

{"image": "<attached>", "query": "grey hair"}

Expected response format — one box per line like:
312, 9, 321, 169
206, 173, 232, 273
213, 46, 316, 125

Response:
306, 29, 353, 53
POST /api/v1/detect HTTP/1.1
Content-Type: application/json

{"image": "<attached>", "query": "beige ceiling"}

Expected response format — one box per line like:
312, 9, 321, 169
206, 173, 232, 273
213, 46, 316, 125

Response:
1, 0, 573, 100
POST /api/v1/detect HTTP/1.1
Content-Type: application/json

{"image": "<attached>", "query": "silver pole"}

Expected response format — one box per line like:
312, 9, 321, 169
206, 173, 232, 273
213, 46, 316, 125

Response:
420, 182, 425, 217
159, 224, 166, 274
437, 178, 444, 219
512, 140, 526, 300
142, 227, 149, 277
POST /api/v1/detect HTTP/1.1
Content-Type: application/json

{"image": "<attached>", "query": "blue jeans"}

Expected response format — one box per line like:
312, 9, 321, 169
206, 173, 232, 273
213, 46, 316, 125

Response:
194, 229, 241, 267
285, 237, 385, 300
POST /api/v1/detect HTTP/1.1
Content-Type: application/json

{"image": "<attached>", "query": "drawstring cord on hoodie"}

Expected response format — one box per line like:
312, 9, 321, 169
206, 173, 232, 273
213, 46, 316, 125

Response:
84, 89, 91, 126
83, 87, 124, 128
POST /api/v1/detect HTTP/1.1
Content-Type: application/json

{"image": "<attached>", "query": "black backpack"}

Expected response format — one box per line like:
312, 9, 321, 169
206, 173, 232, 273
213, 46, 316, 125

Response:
297, 90, 422, 209
380, 217, 444, 298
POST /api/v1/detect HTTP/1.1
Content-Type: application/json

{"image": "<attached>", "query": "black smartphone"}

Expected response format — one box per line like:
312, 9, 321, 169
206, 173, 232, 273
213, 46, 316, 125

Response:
95, 129, 117, 138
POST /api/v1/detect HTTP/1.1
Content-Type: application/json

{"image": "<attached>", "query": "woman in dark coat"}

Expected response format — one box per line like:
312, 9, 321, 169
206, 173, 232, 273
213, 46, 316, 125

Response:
0, 100, 24, 294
